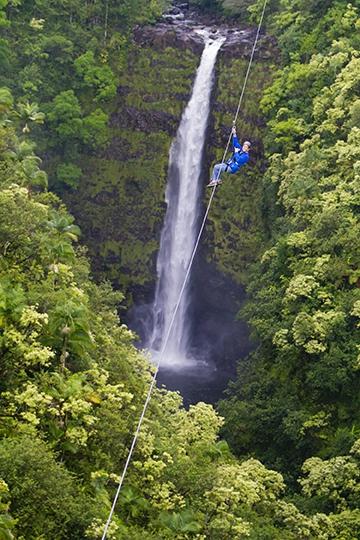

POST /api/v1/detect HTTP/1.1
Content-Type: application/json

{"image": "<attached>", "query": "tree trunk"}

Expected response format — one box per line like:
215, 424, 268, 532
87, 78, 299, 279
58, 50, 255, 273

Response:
104, 0, 109, 45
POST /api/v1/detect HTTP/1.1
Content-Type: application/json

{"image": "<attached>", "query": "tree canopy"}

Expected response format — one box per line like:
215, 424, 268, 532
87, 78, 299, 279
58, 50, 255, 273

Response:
0, 0, 359, 537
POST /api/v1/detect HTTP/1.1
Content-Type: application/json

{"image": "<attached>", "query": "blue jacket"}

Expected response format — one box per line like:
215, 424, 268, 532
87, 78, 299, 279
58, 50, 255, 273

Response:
227, 134, 249, 173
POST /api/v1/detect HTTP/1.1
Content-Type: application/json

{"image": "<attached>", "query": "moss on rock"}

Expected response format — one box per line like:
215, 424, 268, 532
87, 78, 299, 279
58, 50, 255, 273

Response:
65, 36, 276, 297
205, 52, 276, 283
65, 45, 199, 298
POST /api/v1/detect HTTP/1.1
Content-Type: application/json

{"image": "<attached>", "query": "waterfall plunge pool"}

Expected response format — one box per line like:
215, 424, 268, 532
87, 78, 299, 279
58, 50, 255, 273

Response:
129, 30, 253, 405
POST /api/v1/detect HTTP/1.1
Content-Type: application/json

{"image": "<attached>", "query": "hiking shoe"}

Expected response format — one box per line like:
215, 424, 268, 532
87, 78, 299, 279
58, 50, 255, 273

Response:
207, 180, 221, 187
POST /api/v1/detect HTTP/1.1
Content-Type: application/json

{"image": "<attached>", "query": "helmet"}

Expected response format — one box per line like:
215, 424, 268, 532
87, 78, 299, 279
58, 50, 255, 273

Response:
243, 141, 251, 148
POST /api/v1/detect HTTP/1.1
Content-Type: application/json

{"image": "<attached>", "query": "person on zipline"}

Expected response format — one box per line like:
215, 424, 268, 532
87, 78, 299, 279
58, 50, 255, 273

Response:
208, 125, 251, 187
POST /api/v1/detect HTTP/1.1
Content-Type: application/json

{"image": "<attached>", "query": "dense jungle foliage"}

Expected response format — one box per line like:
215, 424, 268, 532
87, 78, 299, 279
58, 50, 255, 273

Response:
0, 0, 359, 538
218, 0, 360, 519
0, 0, 177, 296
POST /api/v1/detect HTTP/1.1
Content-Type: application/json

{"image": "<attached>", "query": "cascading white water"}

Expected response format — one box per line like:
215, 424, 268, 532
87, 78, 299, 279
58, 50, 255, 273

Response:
149, 34, 225, 367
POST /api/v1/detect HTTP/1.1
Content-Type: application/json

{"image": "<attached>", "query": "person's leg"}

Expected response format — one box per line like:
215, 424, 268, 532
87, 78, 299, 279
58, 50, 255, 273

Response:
212, 163, 228, 181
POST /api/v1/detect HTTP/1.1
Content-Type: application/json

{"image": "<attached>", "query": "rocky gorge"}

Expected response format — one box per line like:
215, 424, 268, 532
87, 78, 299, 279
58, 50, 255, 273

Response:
2, 1, 359, 536
64, 1, 277, 402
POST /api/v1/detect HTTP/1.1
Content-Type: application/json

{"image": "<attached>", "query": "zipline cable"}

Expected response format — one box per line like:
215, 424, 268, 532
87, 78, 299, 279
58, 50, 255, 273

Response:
101, 1, 268, 537
216, 0, 268, 177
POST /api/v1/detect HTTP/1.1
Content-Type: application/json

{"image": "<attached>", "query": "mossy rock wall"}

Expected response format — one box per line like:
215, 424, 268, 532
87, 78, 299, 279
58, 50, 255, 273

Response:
65, 45, 199, 300
65, 37, 275, 300
205, 50, 275, 283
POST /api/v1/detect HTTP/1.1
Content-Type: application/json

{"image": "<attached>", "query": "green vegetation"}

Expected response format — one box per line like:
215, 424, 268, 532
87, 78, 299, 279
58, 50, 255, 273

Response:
1, 90, 306, 539
190, 0, 222, 11
0, 0, 200, 296
4, 94, 358, 538
208, 55, 275, 282
65, 45, 199, 293
1, 0, 169, 172
0, 0, 359, 537
219, 0, 360, 509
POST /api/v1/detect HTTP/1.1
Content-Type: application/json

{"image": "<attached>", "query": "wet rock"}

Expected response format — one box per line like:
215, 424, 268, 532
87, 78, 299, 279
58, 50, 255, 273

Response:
177, 2, 189, 9
163, 12, 185, 21
169, 6, 182, 15
110, 106, 178, 136
116, 85, 130, 97
133, 24, 204, 55
133, 5, 277, 61
162, 16, 176, 24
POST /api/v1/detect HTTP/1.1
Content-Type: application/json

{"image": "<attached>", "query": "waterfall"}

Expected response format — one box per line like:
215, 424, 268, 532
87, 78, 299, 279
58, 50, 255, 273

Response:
148, 34, 224, 367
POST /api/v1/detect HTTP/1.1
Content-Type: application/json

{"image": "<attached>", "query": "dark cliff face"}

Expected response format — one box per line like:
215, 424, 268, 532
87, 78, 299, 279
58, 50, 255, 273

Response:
126, 7, 277, 403
133, 5, 276, 59
63, 3, 277, 403
65, 4, 276, 294
64, 39, 199, 298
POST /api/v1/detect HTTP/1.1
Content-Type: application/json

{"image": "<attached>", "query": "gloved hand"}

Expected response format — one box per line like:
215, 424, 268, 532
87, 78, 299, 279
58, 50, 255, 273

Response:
232, 125, 237, 135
